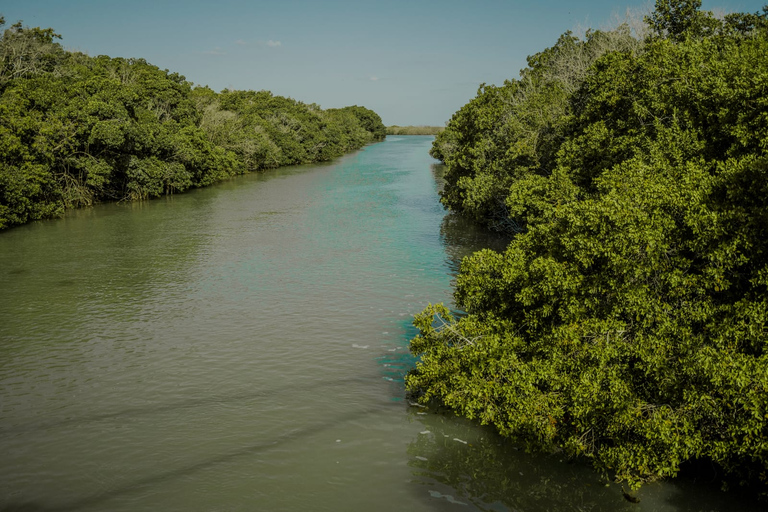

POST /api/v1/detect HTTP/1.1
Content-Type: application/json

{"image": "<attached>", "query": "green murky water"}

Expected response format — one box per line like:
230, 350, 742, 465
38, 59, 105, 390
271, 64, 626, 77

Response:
0, 136, 761, 511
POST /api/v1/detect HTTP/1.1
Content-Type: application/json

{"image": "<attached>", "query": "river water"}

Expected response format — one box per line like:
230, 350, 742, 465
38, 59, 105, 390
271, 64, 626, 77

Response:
0, 136, 762, 511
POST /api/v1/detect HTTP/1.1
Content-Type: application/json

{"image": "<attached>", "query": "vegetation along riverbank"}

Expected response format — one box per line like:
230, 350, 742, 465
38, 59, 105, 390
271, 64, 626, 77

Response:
386, 125, 444, 136
0, 16, 385, 230
408, 0, 768, 498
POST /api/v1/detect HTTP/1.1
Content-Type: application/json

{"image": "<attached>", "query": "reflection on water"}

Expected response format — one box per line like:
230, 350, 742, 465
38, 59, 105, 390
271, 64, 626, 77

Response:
430, 163, 509, 276
405, 407, 765, 512
407, 409, 622, 512
439, 211, 510, 275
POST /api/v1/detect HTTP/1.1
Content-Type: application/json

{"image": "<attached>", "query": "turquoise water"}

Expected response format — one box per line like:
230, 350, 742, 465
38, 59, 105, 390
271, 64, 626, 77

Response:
0, 136, 761, 511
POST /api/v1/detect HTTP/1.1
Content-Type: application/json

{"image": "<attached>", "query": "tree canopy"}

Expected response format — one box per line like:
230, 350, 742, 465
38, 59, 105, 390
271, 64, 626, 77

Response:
411, 0, 768, 494
0, 18, 385, 230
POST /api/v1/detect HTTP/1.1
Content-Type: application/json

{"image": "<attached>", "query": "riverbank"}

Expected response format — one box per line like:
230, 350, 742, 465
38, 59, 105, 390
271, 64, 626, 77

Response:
0, 19, 386, 231
386, 125, 444, 135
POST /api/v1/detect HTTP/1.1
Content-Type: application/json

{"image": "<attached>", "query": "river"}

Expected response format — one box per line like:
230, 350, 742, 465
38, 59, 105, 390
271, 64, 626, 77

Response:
0, 136, 761, 511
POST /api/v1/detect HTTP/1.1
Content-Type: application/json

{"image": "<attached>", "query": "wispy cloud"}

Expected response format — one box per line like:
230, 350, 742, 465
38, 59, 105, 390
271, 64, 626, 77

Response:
266, 40, 282, 47
369, 75, 380, 81
203, 47, 226, 55
234, 39, 247, 46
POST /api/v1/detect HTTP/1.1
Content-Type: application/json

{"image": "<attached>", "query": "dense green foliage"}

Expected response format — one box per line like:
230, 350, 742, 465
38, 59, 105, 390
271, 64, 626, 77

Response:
0, 18, 384, 229
386, 125, 445, 136
410, 1, 768, 493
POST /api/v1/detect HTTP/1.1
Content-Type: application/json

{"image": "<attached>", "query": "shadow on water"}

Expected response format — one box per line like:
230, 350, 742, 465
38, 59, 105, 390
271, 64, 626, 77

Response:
403, 408, 766, 512
439, 212, 510, 275
429, 163, 446, 196
429, 162, 510, 277
403, 407, 620, 512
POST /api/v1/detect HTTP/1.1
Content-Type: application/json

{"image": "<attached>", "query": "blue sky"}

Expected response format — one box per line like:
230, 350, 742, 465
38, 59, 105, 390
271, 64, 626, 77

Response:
2, 0, 765, 125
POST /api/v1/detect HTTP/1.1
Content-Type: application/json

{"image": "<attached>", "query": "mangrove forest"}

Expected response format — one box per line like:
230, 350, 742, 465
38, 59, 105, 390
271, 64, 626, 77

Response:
408, 0, 768, 497
0, 16, 385, 230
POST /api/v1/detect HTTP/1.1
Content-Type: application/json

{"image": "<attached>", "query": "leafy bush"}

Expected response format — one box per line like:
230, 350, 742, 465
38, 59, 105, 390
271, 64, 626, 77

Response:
410, 0, 768, 493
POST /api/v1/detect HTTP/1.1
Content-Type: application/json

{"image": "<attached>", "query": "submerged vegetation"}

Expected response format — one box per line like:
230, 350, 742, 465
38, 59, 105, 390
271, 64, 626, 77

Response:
409, 0, 768, 495
0, 17, 385, 230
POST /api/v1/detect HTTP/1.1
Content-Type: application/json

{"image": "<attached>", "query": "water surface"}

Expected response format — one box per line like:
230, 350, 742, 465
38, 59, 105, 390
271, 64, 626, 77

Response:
0, 136, 761, 511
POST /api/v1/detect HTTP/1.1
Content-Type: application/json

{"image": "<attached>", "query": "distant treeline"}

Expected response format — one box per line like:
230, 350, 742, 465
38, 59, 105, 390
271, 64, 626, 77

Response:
386, 125, 444, 136
409, 0, 768, 496
0, 17, 385, 230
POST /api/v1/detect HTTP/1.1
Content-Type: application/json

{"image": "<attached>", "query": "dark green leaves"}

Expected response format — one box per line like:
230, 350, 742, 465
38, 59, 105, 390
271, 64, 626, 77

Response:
411, 3, 768, 493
